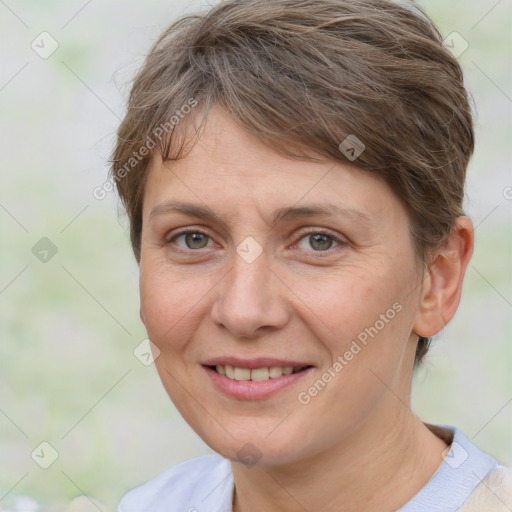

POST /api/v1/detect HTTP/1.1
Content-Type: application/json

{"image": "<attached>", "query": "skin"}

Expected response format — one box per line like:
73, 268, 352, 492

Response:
139, 106, 474, 512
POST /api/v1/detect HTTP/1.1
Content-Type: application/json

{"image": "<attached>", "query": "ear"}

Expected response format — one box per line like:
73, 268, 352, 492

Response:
139, 305, 146, 325
413, 216, 474, 337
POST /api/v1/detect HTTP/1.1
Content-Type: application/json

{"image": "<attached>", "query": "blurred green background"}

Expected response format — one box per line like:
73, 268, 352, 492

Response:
1, 0, 511, 510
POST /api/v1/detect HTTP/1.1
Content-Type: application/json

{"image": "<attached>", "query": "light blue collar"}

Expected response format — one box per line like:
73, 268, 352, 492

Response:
397, 424, 498, 511
203, 424, 498, 512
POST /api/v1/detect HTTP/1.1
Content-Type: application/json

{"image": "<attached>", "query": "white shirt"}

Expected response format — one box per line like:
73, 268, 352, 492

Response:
118, 424, 502, 512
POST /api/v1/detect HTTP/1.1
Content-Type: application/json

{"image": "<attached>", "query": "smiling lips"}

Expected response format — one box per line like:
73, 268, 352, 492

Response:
202, 358, 314, 400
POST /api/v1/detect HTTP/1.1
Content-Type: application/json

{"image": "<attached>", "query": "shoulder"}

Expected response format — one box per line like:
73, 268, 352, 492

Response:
458, 465, 512, 512
117, 453, 233, 512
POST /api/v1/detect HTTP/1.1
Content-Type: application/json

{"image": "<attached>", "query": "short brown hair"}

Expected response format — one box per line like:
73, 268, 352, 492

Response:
110, 0, 474, 364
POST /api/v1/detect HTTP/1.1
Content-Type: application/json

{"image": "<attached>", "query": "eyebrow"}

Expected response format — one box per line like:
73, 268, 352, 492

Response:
149, 200, 372, 227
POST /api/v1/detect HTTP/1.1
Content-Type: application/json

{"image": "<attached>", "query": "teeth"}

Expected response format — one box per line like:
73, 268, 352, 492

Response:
250, 367, 269, 381
234, 367, 251, 380
214, 365, 305, 381
225, 365, 234, 379
269, 366, 283, 378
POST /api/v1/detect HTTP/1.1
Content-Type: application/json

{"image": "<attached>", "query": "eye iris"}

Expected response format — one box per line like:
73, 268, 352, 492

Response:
180, 233, 334, 251
310, 233, 333, 251
185, 233, 209, 249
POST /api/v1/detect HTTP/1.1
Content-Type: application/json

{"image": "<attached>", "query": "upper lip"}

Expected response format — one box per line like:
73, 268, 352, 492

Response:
202, 357, 314, 369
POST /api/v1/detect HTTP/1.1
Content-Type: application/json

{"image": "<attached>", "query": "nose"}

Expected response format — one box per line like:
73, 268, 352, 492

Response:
210, 250, 291, 339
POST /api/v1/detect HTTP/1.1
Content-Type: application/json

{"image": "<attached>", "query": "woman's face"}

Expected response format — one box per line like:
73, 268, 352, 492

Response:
139, 107, 424, 466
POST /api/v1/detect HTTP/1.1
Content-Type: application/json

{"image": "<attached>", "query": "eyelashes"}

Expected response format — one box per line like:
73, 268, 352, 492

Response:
293, 231, 343, 252
166, 227, 347, 255
168, 229, 214, 250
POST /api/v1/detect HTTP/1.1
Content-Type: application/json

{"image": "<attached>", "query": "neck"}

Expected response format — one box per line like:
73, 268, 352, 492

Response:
231, 398, 448, 512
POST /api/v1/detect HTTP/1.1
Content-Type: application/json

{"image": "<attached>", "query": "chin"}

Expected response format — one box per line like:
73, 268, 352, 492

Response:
189, 417, 317, 468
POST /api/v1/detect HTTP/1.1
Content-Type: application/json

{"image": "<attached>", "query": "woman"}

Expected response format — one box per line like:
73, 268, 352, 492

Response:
110, 0, 512, 510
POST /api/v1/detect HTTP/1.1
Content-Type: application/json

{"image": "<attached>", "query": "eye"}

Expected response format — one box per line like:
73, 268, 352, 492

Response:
295, 230, 343, 252
166, 228, 345, 254
168, 229, 214, 250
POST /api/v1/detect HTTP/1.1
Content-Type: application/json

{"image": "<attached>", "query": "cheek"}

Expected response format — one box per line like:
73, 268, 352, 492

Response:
139, 257, 209, 352
299, 261, 417, 380
291, 272, 415, 444
297, 267, 394, 346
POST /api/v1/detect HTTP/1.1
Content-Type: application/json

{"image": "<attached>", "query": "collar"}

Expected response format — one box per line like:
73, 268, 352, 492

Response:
397, 423, 499, 511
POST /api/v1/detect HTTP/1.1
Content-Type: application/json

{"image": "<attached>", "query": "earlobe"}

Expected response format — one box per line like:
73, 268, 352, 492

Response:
140, 306, 146, 325
413, 216, 474, 338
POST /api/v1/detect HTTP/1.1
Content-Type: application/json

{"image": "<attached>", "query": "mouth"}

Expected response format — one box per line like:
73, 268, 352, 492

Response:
201, 359, 315, 400
207, 364, 313, 381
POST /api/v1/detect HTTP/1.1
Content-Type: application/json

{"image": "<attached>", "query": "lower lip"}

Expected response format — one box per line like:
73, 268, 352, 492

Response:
203, 366, 314, 400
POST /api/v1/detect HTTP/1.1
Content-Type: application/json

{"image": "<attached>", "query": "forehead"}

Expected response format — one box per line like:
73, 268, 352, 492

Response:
143, 107, 408, 231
